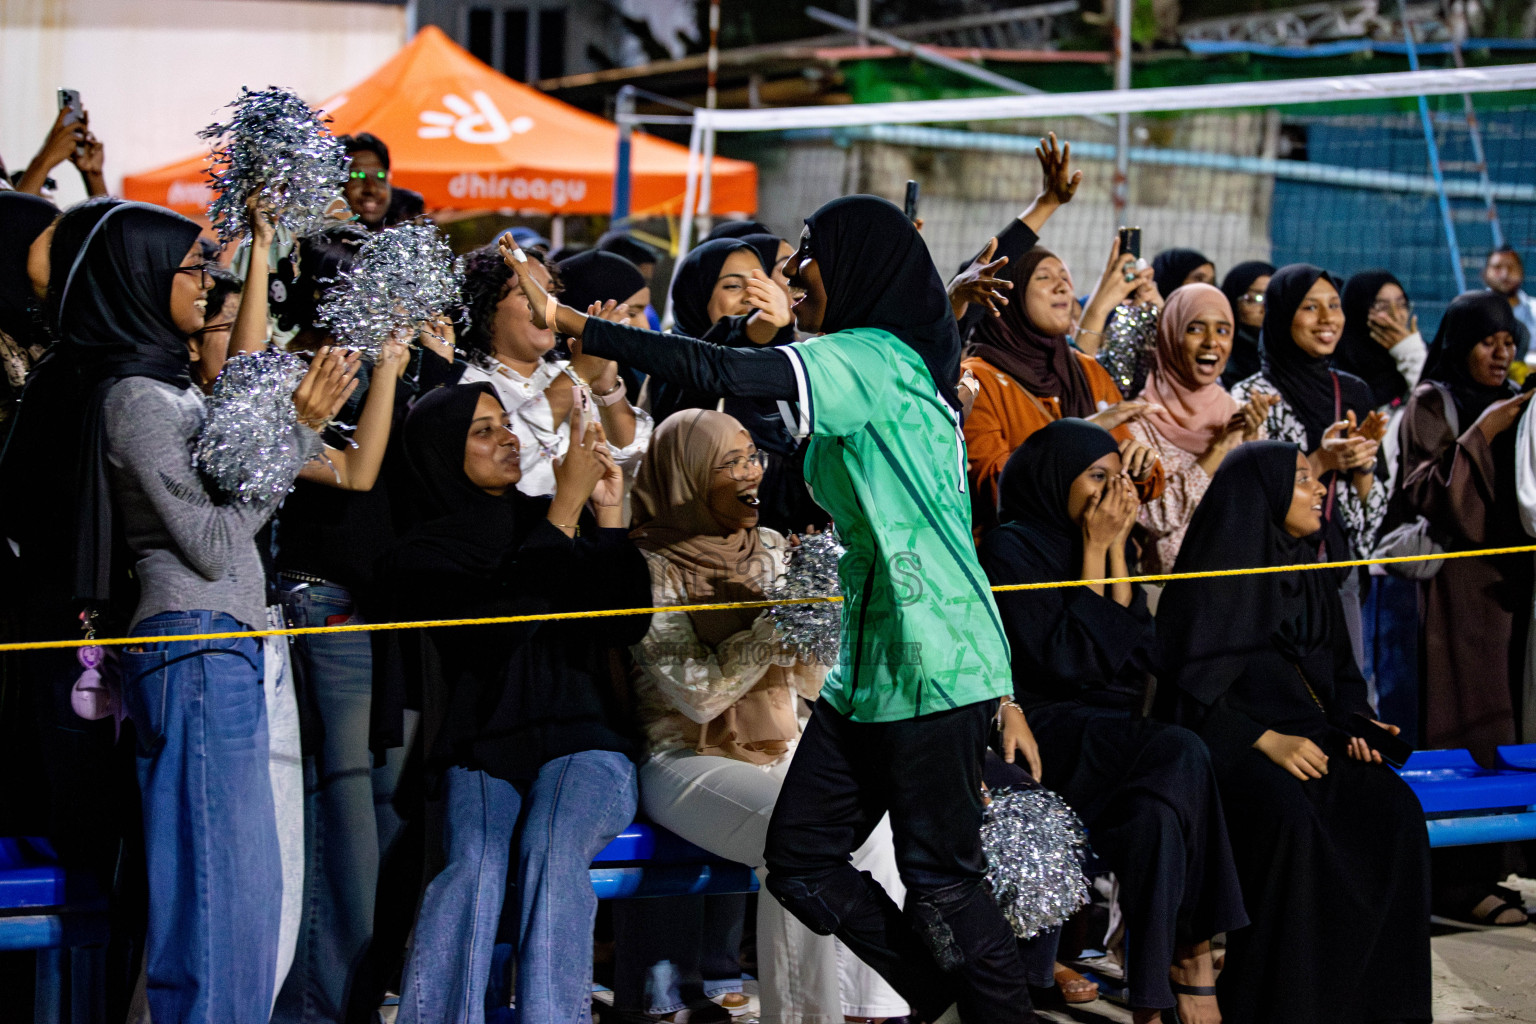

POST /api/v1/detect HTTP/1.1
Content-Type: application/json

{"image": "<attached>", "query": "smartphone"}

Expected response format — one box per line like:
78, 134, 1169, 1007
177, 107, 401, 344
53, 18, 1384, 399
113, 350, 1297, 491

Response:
58, 88, 83, 127
571, 382, 599, 446
1347, 713, 1414, 769
903, 180, 920, 223
1117, 226, 1141, 261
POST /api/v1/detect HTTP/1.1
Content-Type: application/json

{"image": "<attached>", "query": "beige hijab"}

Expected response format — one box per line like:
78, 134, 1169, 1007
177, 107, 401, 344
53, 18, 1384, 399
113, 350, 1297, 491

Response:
631, 410, 795, 763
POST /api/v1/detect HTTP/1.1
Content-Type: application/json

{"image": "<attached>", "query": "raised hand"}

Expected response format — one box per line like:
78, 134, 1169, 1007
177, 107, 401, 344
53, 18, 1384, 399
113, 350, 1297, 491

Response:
1035, 132, 1082, 207
745, 268, 793, 328
948, 237, 1012, 322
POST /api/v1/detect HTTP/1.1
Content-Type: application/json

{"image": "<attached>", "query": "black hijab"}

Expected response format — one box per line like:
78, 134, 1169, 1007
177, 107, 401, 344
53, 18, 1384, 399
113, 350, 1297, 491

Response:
805, 195, 964, 412
669, 238, 758, 339
403, 382, 522, 522
64, 203, 203, 604
1158, 440, 1333, 706
1219, 260, 1273, 386
1335, 269, 1410, 409
0, 191, 58, 344
1422, 289, 1520, 426
994, 418, 1121, 572
967, 246, 1097, 418
706, 220, 771, 241
1259, 263, 1373, 450
556, 250, 646, 313
1152, 248, 1213, 300
595, 231, 660, 269
58, 202, 202, 390
741, 233, 786, 280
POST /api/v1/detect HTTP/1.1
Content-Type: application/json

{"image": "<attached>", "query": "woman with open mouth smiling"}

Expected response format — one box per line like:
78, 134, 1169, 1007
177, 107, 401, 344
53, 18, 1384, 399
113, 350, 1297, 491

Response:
501, 194, 1039, 1023
1230, 264, 1391, 664
1129, 282, 1274, 575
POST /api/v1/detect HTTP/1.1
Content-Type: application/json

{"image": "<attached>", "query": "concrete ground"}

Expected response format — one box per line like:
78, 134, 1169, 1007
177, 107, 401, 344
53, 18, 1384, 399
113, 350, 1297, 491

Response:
423, 876, 1536, 1024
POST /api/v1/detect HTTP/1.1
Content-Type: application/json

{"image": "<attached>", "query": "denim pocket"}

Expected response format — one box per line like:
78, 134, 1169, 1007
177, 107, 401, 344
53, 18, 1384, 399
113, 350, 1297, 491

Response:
120, 648, 170, 755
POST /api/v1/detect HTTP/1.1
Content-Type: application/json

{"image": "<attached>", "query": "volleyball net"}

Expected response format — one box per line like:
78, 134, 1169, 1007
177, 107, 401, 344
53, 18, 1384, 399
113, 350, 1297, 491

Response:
682, 63, 1536, 338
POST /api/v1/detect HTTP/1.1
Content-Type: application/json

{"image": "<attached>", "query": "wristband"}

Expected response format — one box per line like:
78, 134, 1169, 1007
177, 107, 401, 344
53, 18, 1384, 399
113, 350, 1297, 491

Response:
591, 378, 627, 407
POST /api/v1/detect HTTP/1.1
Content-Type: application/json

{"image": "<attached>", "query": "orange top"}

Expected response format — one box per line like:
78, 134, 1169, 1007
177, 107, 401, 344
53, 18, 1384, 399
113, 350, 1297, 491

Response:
963, 353, 1166, 538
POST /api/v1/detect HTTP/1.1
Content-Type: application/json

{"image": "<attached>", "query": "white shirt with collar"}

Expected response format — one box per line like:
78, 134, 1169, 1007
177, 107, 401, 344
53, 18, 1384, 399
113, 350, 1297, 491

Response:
459, 356, 653, 498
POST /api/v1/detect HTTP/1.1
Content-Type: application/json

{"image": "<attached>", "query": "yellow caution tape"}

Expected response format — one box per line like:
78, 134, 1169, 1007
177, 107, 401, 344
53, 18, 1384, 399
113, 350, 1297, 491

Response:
3, 543, 1533, 654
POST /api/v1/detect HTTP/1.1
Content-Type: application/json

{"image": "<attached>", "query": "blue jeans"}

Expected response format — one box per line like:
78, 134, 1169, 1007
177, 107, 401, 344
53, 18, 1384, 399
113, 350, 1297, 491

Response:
120, 610, 279, 1024
400, 752, 638, 1024
1362, 573, 1421, 747
272, 579, 385, 1024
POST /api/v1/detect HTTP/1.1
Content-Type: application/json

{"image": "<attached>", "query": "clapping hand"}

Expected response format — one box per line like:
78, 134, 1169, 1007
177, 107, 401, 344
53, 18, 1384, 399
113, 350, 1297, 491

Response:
1348, 408, 1390, 445
293, 346, 361, 430
1315, 419, 1379, 476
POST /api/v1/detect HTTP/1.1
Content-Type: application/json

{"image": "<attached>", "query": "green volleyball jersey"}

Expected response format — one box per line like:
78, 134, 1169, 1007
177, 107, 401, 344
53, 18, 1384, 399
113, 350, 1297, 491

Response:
781, 327, 1011, 722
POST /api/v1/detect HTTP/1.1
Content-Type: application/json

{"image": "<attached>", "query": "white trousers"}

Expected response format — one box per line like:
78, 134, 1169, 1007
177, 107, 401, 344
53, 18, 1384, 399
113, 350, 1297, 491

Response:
641, 748, 910, 1024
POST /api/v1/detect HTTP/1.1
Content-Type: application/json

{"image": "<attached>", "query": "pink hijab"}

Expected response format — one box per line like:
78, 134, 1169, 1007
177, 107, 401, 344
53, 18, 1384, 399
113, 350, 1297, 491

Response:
1138, 283, 1239, 455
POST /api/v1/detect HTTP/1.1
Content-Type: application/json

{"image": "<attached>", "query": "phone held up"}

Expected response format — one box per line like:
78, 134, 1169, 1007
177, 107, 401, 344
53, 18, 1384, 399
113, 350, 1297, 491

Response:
1117, 225, 1141, 262
903, 180, 920, 224
58, 89, 85, 157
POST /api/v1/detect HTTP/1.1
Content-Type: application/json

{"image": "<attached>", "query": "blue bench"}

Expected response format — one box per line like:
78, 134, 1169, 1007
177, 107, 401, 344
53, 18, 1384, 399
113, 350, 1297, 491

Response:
0, 837, 110, 1024
1396, 744, 1536, 847
589, 823, 758, 899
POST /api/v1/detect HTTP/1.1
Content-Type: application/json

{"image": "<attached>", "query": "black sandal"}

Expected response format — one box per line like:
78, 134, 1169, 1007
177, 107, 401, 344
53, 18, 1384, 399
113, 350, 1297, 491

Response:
1163, 982, 1219, 1024
1465, 885, 1531, 927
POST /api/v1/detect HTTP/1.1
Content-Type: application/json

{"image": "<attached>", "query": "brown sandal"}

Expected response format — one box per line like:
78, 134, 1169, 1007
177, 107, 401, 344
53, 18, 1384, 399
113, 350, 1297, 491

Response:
1053, 963, 1100, 1004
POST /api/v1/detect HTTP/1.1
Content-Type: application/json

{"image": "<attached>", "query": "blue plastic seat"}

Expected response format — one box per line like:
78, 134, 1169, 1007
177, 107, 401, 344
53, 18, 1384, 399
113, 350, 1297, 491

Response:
1396, 745, 1536, 847
0, 837, 109, 1023
589, 822, 758, 900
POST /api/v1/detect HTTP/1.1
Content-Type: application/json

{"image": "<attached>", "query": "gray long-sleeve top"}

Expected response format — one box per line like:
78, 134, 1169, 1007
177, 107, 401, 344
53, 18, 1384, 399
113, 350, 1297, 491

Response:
103, 376, 322, 629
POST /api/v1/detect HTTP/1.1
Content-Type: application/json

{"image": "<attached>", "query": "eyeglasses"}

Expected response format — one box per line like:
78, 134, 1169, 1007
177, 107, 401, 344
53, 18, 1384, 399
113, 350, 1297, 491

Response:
1240, 292, 1265, 306
1370, 298, 1412, 315
174, 263, 212, 288
348, 170, 388, 182
717, 450, 767, 480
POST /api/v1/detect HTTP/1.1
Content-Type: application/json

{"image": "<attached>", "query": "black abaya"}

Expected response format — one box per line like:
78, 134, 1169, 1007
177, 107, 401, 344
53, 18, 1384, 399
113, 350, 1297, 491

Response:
977, 420, 1246, 1012
1158, 441, 1432, 1024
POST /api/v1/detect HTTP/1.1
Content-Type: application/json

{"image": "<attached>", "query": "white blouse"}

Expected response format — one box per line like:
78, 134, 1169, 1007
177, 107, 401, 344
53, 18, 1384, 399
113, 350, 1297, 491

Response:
459, 356, 653, 498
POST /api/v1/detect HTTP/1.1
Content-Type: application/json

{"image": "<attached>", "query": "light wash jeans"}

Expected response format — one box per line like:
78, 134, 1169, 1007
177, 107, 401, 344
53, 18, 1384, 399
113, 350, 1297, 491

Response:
641, 747, 911, 1023
265, 607, 305, 1006
120, 610, 280, 1024
400, 751, 638, 1024
274, 579, 403, 1024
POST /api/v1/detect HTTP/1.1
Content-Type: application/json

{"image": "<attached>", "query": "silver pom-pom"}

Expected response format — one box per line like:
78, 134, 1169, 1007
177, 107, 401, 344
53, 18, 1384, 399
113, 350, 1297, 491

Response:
199, 86, 349, 247
768, 531, 845, 667
315, 224, 463, 358
1093, 302, 1160, 396
194, 349, 310, 503
982, 786, 1092, 939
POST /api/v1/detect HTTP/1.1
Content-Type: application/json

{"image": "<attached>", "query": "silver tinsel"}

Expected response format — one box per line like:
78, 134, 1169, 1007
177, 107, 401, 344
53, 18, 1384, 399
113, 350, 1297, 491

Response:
768, 531, 845, 667
315, 224, 463, 358
199, 86, 349, 247
193, 349, 310, 503
1093, 302, 1161, 396
982, 786, 1091, 939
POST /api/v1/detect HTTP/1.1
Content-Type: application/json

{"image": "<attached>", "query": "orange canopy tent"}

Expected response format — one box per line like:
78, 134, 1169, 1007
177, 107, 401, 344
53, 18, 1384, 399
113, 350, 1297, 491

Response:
123, 25, 755, 218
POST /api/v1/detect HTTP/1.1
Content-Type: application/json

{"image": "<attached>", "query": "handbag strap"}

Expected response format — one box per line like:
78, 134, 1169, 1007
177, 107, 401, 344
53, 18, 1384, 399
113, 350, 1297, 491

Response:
1317, 372, 1342, 561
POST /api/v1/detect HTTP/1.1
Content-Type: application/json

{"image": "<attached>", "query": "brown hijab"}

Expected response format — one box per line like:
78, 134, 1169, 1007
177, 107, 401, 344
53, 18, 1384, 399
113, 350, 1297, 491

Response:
967, 245, 1097, 418
631, 410, 794, 763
